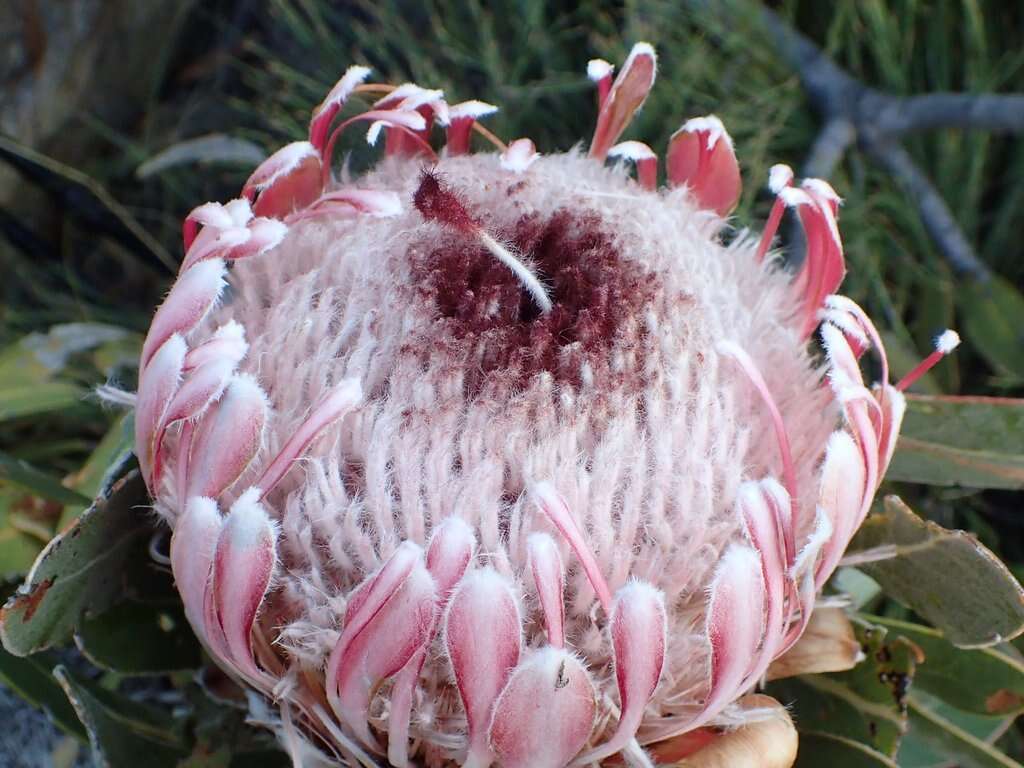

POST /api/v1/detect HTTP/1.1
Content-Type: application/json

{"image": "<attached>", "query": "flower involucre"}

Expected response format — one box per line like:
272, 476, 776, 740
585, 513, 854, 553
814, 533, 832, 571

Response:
135, 43, 958, 767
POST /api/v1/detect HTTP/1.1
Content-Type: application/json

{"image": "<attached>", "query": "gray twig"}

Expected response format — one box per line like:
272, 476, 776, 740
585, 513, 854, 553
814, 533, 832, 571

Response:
747, 1, 1007, 281
864, 139, 992, 279
877, 93, 1024, 136
802, 119, 856, 179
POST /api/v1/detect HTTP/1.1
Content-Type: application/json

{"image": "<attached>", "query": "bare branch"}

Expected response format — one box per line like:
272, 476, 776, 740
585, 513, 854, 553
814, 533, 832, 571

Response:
687, 1, 1013, 278
802, 119, 856, 179
752, 2, 864, 120
747, 2, 999, 280
864, 139, 992, 281
875, 93, 1024, 136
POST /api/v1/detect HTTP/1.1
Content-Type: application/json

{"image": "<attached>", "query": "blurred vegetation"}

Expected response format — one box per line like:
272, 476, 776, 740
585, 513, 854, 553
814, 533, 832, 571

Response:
0, 0, 1022, 765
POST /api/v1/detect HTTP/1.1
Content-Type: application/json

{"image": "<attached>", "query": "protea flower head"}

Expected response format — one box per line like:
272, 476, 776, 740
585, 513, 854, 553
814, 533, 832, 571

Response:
134, 43, 960, 767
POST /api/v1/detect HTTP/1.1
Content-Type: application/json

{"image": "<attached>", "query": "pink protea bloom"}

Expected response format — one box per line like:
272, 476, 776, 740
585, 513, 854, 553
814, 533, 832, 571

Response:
134, 43, 960, 767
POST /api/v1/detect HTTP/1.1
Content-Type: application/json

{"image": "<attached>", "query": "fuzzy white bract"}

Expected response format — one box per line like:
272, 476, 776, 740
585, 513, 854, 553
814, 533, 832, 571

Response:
134, 43, 954, 768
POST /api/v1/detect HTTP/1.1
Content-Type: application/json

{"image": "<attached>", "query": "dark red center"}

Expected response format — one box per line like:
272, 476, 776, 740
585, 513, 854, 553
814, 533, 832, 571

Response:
409, 204, 659, 397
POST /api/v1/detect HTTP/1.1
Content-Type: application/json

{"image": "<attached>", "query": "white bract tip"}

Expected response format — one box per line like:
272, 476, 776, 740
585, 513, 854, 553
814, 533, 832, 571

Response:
223, 197, 254, 225
717, 541, 762, 578
188, 201, 235, 230
679, 115, 731, 151
824, 294, 856, 312
366, 121, 387, 146
500, 138, 540, 173
212, 319, 245, 345
793, 506, 834, 576
249, 142, 318, 191
935, 329, 961, 354
802, 178, 843, 204
374, 82, 424, 106
616, 578, 665, 605
398, 87, 445, 112
768, 164, 794, 194
618, 42, 657, 90
448, 100, 499, 121
323, 66, 372, 109
250, 217, 288, 251
366, 111, 427, 146
587, 59, 614, 81
626, 41, 657, 62
229, 486, 265, 521
608, 140, 656, 161
779, 186, 813, 208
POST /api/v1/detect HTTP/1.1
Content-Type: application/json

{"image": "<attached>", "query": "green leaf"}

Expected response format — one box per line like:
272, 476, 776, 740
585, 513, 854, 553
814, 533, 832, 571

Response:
888, 395, 1024, 489
68, 413, 136, 500
794, 732, 899, 767
848, 496, 1024, 648
0, 471, 155, 656
0, 382, 86, 421
902, 691, 1022, 768
0, 486, 50, 577
961, 276, 1024, 382
135, 134, 266, 178
184, 685, 288, 767
75, 600, 201, 675
833, 567, 883, 610
896, 395, 1024, 454
226, 751, 291, 768
179, 746, 290, 768
866, 615, 1024, 716
768, 618, 919, 757
0, 452, 92, 507
60, 413, 136, 528
53, 665, 188, 768
898, 691, 1014, 768
0, 645, 86, 739
0, 136, 175, 271
0, 324, 133, 384
0, 325, 137, 423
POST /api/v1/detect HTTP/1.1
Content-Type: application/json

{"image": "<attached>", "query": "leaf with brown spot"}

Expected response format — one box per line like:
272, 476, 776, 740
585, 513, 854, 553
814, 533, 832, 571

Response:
8, 576, 53, 622
767, 617, 920, 758
900, 690, 1021, 768
866, 615, 1024, 717
0, 471, 154, 656
985, 690, 1024, 714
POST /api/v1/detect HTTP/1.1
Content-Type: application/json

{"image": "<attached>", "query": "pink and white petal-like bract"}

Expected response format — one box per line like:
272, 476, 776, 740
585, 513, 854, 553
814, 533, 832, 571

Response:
135, 333, 187, 488
170, 496, 222, 638
527, 532, 567, 648
184, 375, 267, 500
210, 490, 277, 681
141, 259, 226, 369
444, 569, 522, 768
488, 648, 597, 768
576, 581, 667, 765
589, 43, 657, 160
328, 559, 436, 750
666, 115, 742, 216
695, 546, 766, 732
